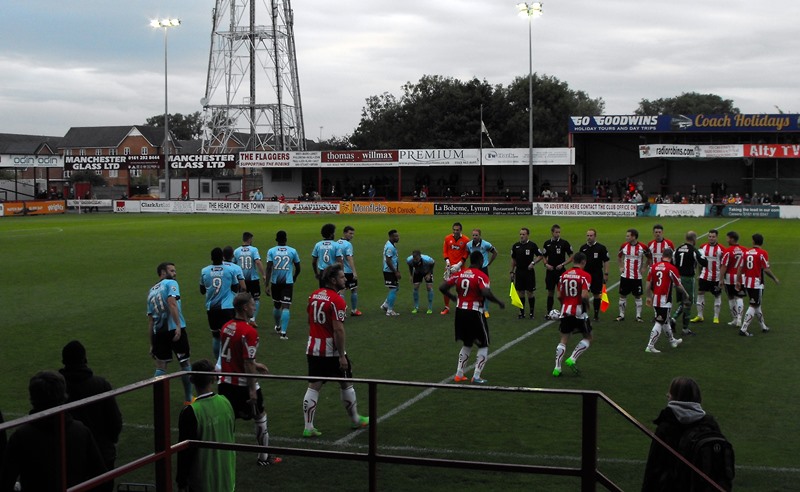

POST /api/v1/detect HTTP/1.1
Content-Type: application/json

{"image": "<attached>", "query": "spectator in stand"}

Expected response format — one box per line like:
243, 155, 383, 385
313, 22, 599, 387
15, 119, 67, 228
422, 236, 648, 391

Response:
0, 372, 107, 491
59, 341, 123, 492
177, 359, 236, 492
641, 377, 728, 491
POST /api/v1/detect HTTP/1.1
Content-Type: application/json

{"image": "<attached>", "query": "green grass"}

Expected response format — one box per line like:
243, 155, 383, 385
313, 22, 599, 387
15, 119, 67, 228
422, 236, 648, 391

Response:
1, 213, 798, 491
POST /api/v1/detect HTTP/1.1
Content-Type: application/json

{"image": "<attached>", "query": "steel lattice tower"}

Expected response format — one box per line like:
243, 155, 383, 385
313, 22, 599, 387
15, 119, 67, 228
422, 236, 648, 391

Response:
201, 0, 305, 152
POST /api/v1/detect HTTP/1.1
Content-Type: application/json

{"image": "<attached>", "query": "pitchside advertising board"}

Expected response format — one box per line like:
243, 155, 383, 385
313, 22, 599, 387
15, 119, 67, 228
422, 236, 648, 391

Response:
433, 203, 533, 216
339, 201, 433, 215
281, 202, 340, 214
569, 114, 800, 133
1, 200, 65, 216
533, 202, 638, 217
721, 205, 780, 218
103, 199, 798, 218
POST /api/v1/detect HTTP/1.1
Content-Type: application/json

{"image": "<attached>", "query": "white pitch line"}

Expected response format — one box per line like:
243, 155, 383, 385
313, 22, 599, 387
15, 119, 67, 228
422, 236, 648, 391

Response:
336, 218, 742, 446
335, 288, 618, 446
2, 227, 64, 237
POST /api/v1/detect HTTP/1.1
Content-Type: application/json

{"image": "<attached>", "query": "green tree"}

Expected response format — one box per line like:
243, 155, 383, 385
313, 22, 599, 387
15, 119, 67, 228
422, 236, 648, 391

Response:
502, 74, 604, 147
317, 135, 355, 150
350, 74, 603, 149
634, 92, 739, 115
145, 111, 203, 140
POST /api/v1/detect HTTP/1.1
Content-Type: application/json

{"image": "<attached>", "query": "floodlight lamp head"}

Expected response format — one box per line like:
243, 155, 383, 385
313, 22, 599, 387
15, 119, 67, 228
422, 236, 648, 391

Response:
517, 2, 543, 18
151, 18, 181, 28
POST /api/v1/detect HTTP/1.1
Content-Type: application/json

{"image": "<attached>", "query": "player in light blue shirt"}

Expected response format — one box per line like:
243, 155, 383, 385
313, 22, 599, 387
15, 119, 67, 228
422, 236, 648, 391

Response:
266, 230, 302, 338
147, 262, 193, 403
234, 232, 266, 325
338, 225, 362, 316
200, 247, 240, 359
406, 250, 436, 314
380, 229, 401, 316
467, 229, 498, 314
222, 245, 246, 288
311, 223, 343, 287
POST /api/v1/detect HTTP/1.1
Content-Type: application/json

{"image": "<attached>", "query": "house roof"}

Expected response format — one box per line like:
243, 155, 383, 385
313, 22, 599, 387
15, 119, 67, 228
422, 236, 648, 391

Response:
60, 125, 174, 149
0, 133, 62, 154
178, 139, 203, 154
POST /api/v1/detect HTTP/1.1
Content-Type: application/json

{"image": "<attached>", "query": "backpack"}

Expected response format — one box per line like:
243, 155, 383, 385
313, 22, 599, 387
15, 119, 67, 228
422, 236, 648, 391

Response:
677, 421, 735, 491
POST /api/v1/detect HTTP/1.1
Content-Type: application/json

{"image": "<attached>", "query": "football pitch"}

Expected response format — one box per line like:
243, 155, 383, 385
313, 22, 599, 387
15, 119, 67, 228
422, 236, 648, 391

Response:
1, 213, 798, 490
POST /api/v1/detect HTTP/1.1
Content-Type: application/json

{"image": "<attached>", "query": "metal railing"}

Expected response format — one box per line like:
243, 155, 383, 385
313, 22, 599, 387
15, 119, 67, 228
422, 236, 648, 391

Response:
0, 372, 726, 492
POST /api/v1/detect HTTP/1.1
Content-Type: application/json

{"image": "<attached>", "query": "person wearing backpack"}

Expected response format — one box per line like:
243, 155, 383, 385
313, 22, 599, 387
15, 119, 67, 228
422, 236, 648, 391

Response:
642, 377, 734, 491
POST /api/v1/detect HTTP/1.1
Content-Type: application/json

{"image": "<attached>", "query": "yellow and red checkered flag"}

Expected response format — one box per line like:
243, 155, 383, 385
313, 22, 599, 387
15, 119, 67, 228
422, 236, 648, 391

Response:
600, 284, 610, 312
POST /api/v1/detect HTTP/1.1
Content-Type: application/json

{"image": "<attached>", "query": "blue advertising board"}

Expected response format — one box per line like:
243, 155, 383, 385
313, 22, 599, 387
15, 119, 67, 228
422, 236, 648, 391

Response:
568, 114, 800, 133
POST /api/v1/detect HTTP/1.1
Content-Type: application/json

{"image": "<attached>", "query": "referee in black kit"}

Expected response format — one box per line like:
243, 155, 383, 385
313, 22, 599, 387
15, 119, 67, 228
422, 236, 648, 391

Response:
579, 228, 610, 321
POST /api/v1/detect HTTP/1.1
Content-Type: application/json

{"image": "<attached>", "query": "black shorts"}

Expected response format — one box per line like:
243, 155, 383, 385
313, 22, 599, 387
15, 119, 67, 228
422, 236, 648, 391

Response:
245, 279, 261, 300
307, 354, 353, 382
746, 288, 763, 307
587, 273, 604, 296
545, 268, 564, 291
412, 271, 433, 284
619, 277, 643, 297
454, 308, 490, 348
698, 279, 722, 295
151, 328, 191, 363
344, 273, 358, 290
218, 383, 264, 420
383, 272, 399, 288
271, 283, 294, 305
207, 308, 234, 337
724, 284, 747, 298
514, 270, 536, 292
654, 306, 672, 323
558, 315, 593, 336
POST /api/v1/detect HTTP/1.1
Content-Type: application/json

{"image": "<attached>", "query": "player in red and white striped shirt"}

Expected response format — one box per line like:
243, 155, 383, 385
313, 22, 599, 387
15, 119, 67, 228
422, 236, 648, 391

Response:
552, 253, 593, 376
440, 251, 505, 384
616, 229, 652, 322
718, 231, 747, 326
302, 265, 368, 438
647, 224, 675, 264
218, 292, 281, 465
691, 229, 725, 324
644, 248, 690, 353
735, 233, 780, 337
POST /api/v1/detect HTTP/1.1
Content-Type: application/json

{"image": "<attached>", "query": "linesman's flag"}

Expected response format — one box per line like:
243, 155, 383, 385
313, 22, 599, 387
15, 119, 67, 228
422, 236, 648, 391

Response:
600, 284, 610, 312
510, 283, 524, 309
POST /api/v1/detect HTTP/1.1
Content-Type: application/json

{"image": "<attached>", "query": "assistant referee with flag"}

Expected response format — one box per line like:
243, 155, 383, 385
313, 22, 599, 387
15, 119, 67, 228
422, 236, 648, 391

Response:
579, 228, 610, 321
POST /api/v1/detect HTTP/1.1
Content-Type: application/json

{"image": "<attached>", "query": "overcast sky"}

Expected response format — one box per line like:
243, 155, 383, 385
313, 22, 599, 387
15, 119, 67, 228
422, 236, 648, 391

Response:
2, 0, 798, 141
